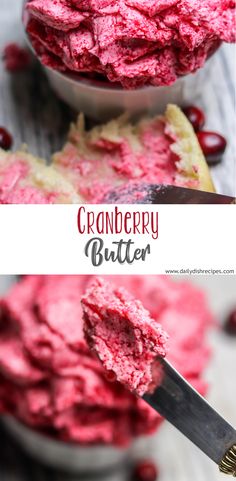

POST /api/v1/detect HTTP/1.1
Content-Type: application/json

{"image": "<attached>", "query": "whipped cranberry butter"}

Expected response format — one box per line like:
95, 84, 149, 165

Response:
0, 276, 213, 445
0, 150, 80, 203
83, 275, 214, 396
82, 278, 168, 396
25, 0, 235, 89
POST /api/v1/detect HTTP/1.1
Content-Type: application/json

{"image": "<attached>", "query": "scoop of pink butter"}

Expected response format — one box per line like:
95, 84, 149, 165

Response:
0, 275, 162, 446
82, 277, 169, 396
25, 0, 236, 88
0, 275, 213, 446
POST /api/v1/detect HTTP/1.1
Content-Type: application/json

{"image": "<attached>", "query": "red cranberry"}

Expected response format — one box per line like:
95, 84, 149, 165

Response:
2, 43, 31, 72
183, 105, 205, 131
132, 460, 159, 481
0, 127, 13, 150
224, 310, 236, 336
197, 131, 227, 164
105, 370, 117, 382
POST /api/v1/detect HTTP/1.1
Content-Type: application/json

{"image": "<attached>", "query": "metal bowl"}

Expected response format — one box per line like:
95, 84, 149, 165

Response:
2, 416, 129, 473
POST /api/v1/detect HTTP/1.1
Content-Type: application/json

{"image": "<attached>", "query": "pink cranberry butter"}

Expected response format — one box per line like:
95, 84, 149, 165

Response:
24, 0, 236, 89
82, 277, 168, 396
0, 275, 213, 447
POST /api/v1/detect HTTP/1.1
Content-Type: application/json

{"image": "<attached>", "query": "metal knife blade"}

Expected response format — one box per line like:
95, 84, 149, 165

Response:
102, 184, 235, 204
143, 358, 236, 466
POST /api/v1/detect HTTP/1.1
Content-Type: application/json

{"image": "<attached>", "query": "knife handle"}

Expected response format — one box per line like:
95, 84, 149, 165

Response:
219, 445, 236, 476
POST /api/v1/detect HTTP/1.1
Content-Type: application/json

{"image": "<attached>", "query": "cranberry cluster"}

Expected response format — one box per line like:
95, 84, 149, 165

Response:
183, 106, 227, 165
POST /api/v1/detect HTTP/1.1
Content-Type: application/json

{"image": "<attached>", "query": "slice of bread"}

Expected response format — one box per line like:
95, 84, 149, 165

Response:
0, 149, 81, 204
0, 104, 215, 204
53, 104, 215, 202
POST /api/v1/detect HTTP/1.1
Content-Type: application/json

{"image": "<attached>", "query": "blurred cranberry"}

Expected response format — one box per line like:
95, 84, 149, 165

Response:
2, 43, 31, 72
183, 106, 205, 131
224, 310, 236, 335
0, 127, 13, 150
132, 460, 159, 481
197, 131, 227, 164
105, 370, 117, 382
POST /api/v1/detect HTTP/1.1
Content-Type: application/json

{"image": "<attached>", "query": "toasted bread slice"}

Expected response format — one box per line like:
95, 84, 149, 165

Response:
0, 149, 81, 204
53, 104, 215, 202
0, 104, 214, 204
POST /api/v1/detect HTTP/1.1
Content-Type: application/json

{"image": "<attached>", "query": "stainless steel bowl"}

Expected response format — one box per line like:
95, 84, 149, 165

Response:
2, 416, 129, 473
22, 1, 214, 121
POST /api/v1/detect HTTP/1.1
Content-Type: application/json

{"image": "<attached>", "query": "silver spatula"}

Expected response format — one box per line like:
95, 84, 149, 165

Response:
143, 358, 236, 476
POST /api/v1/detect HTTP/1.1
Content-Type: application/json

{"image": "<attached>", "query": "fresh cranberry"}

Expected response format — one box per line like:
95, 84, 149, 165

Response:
224, 310, 236, 336
197, 131, 227, 164
183, 105, 205, 131
105, 370, 117, 382
132, 460, 159, 481
2, 43, 31, 72
0, 127, 13, 150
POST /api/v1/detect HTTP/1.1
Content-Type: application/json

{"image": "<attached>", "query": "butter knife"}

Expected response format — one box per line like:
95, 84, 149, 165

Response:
102, 184, 236, 204
143, 358, 236, 476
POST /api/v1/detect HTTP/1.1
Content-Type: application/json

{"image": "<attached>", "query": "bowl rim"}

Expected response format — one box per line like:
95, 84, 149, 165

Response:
44, 64, 164, 93
2, 415, 127, 453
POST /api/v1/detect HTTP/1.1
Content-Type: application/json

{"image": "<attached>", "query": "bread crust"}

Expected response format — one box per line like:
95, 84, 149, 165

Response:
165, 104, 215, 193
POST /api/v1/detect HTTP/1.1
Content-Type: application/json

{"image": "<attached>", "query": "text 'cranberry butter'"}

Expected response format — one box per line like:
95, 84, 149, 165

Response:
77, 206, 158, 240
